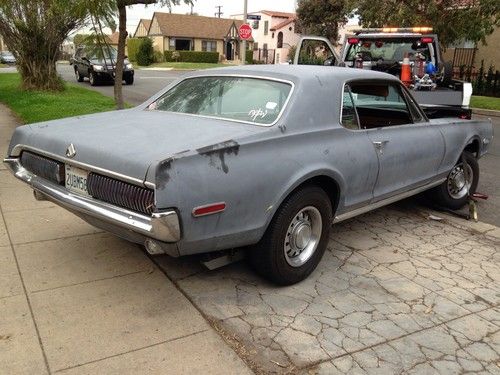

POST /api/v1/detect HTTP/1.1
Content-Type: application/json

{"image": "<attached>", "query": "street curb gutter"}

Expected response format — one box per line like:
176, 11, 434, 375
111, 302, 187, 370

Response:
472, 108, 500, 117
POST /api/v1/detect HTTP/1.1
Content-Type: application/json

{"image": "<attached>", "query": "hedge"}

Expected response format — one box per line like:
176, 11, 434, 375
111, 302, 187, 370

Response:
136, 38, 154, 66
164, 50, 219, 63
127, 38, 141, 62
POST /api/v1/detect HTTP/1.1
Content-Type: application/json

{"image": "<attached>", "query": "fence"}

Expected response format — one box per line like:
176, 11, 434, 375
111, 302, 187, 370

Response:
453, 61, 499, 97
252, 48, 275, 64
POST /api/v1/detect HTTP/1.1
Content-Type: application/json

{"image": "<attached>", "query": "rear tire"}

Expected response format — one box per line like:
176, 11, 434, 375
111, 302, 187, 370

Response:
249, 186, 332, 285
429, 152, 478, 210
124, 76, 134, 85
75, 68, 83, 82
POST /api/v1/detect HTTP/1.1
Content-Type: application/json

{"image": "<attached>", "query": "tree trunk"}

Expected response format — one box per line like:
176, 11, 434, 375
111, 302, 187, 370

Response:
114, 1, 127, 109
15, 39, 64, 91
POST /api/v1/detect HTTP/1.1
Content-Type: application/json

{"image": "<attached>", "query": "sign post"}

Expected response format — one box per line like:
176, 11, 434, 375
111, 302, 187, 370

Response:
242, 0, 248, 65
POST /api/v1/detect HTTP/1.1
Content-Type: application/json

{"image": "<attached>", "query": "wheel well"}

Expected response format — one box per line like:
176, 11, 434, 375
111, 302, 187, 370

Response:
464, 139, 479, 157
293, 175, 340, 214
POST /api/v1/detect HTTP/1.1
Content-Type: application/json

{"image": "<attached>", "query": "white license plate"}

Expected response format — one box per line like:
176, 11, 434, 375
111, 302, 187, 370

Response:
65, 165, 90, 197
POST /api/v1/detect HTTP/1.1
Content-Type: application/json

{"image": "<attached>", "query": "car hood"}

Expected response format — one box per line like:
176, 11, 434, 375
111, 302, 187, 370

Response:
8, 109, 264, 185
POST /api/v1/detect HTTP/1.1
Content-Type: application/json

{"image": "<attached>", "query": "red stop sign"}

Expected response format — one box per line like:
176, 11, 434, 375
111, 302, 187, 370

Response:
238, 24, 252, 40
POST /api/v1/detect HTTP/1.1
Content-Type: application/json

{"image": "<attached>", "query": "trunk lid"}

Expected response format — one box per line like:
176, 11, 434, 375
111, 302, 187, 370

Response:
11, 109, 264, 184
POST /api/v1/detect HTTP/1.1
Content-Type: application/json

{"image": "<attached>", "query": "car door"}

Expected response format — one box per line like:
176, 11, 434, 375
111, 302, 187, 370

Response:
349, 80, 445, 201
293, 36, 339, 66
335, 85, 380, 211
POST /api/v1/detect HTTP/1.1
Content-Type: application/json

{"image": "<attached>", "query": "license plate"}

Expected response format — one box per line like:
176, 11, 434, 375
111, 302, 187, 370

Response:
65, 165, 90, 197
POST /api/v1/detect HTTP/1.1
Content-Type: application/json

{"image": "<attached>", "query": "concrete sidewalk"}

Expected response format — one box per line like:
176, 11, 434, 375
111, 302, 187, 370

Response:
0, 103, 252, 374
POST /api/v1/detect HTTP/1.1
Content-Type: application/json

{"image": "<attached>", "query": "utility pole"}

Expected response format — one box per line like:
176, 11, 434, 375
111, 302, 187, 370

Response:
242, 0, 247, 65
215, 5, 223, 18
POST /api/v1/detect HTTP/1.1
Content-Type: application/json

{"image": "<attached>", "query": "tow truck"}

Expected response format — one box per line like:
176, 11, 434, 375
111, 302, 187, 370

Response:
293, 27, 473, 119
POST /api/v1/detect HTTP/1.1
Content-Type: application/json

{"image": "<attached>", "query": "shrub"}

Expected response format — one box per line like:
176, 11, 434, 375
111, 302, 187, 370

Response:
136, 38, 154, 66
127, 38, 141, 62
246, 50, 253, 64
153, 50, 164, 63
164, 50, 219, 63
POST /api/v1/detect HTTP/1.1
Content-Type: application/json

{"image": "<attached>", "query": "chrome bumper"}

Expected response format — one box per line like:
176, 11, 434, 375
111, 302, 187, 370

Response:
3, 157, 180, 243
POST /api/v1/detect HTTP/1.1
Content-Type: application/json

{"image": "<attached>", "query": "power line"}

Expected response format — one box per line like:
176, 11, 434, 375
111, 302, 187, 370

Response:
215, 5, 223, 18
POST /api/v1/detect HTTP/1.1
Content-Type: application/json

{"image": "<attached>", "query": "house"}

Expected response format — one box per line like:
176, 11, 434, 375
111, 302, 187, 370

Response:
233, 10, 301, 64
140, 12, 252, 61
133, 19, 151, 38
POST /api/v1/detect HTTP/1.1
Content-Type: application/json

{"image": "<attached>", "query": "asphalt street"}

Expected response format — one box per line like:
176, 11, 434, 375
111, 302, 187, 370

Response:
55, 63, 499, 226
57, 63, 185, 106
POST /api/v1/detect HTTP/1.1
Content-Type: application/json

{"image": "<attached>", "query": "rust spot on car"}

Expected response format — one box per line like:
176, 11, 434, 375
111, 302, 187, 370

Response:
196, 140, 240, 174
157, 158, 172, 190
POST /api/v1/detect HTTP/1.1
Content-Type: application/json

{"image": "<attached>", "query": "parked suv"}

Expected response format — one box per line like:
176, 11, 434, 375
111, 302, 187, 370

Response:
0, 51, 16, 65
72, 45, 134, 86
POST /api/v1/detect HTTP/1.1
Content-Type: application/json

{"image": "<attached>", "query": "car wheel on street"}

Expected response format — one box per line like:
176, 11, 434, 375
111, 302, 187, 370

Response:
75, 68, 84, 82
125, 76, 134, 85
249, 185, 332, 285
430, 152, 479, 210
89, 71, 98, 86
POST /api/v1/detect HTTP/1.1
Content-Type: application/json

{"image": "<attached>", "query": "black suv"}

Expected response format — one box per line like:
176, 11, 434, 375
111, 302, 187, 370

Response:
72, 45, 134, 86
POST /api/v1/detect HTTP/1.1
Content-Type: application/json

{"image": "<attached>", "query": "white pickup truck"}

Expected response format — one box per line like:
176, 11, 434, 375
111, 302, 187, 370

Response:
293, 28, 473, 119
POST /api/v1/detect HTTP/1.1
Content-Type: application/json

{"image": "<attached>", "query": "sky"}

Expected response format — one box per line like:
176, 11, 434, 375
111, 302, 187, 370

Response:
125, 0, 297, 34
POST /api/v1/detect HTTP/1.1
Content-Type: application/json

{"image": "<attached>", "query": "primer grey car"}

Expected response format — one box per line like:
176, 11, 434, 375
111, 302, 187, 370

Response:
4, 66, 493, 285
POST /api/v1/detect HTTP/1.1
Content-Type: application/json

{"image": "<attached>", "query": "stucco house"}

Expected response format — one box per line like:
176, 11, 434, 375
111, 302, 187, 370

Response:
136, 12, 252, 61
233, 10, 301, 64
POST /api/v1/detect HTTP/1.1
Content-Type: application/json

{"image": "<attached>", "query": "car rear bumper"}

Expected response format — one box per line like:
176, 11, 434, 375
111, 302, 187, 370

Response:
3, 157, 180, 246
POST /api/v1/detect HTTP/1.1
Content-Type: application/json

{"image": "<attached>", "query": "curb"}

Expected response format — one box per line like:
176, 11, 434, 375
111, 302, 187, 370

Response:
472, 108, 500, 117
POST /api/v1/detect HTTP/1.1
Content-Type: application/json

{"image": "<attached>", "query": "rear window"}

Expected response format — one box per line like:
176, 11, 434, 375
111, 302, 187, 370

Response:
148, 76, 293, 126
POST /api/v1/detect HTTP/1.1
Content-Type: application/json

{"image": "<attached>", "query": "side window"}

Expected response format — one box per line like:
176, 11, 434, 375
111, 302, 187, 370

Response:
401, 86, 426, 123
341, 85, 359, 130
349, 82, 413, 129
297, 39, 336, 66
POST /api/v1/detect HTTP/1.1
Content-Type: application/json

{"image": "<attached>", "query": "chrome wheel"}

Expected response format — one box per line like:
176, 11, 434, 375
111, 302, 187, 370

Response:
89, 72, 95, 85
284, 206, 322, 268
447, 163, 473, 199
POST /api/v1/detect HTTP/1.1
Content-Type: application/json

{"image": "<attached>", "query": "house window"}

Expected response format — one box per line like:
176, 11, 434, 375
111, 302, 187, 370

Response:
202, 40, 217, 52
252, 21, 259, 29
272, 32, 275, 38
253, 42, 258, 51
169, 38, 175, 50
175, 39, 192, 51
264, 20, 269, 35
277, 32, 283, 48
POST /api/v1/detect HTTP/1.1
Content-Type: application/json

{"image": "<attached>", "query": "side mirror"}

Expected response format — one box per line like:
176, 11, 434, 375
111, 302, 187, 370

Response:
323, 56, 335, 66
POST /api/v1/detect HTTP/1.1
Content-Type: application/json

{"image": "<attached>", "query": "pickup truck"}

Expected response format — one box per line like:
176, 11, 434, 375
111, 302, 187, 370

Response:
293, 28, 473, 118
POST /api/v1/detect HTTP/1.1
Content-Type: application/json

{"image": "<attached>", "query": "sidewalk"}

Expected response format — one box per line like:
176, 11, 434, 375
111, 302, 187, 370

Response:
0, 103, 252, 374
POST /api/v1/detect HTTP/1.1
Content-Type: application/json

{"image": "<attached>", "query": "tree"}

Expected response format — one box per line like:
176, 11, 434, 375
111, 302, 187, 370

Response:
136, 38, 154, 66
0, 0, 89, 90
296, 0, 355, 44
91, 0, 193, 110
356, 0, 500, 48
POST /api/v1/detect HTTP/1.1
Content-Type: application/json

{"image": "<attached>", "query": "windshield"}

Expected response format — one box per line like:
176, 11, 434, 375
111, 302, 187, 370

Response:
148, 76, 293, 125
85, 46, 118, 61
1, 52, 14, 58
345, 38, 431, 62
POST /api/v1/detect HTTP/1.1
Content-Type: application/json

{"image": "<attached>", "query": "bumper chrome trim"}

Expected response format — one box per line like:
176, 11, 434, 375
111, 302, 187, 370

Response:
3, 157, 180, 243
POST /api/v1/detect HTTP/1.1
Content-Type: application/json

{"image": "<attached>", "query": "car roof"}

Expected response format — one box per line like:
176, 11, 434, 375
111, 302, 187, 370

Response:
186, 65, 399, 84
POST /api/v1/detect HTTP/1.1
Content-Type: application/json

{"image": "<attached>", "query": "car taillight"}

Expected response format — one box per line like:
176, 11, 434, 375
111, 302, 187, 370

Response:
421, 37, 434, 43
347, 38, 359, 44
192, 202, 226, 217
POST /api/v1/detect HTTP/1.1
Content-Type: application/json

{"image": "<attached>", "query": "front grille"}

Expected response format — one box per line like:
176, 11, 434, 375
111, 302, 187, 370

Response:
20, 151, 64, 184
87, 172, 155, 215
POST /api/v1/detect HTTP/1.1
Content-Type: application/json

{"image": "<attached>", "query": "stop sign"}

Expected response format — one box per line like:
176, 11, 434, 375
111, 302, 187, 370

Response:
238, 24, 252, 40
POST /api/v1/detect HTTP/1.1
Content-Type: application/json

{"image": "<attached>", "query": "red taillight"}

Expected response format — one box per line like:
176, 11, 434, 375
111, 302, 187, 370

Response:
421, 37, 434, 43
347, 38, 359, 44
192, 202, 226, 217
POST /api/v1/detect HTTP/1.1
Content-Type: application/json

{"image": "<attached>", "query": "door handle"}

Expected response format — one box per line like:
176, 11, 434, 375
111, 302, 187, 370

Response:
373, 140, 389, 154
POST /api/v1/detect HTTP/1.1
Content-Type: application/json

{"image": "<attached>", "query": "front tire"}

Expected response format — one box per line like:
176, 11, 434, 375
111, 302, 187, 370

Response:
249, 186, 332, 285
430, 152, 479, 210
89, 71, 98, 86
124, 76, 134, 85
75, 67, 83, 82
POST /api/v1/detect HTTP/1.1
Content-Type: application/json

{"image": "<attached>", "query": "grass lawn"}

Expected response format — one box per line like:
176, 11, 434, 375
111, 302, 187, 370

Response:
470, 96, 500, 111
145, 62, 230, 70
0, 73, 117, 124
0, 63, 8, 68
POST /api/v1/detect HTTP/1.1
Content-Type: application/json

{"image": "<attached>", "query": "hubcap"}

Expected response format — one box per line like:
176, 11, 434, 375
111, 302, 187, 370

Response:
447, 163, 473, 199
284, 206, 322, 268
